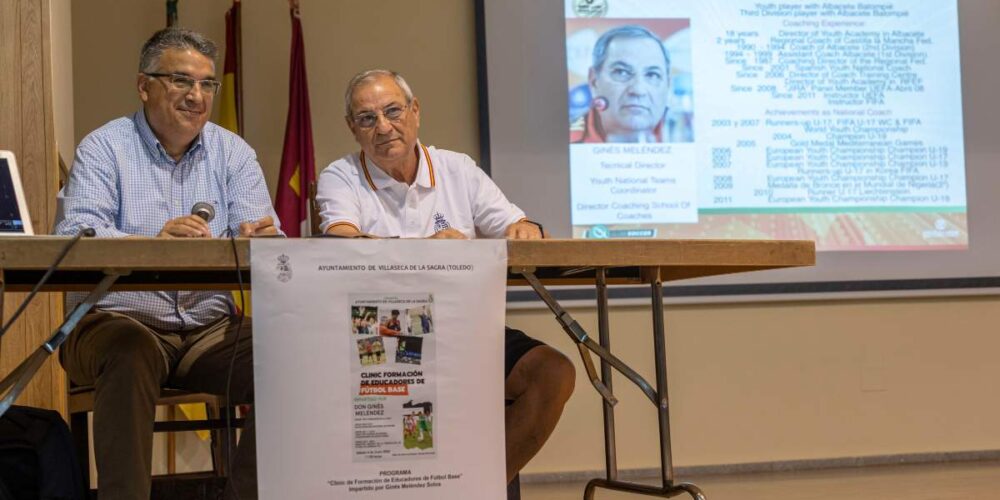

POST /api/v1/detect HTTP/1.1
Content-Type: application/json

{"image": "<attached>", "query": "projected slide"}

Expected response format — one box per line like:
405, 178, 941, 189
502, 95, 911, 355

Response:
566, 0, 966, 251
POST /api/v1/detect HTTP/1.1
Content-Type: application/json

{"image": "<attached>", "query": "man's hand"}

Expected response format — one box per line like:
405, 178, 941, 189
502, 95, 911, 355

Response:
505, 220, 543, 240
429, 228, 467, 239
239, 216, 278, 237
326, 222, 364, 238
158, 215, 211, 238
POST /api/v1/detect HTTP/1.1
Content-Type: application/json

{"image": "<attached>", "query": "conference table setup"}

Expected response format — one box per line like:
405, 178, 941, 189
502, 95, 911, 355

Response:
0, 236, 814, 499
2, 0, 997, 497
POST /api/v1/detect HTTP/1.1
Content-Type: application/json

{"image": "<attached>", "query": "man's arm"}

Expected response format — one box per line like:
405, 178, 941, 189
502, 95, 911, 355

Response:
378, 325, 402, 336
55, 136, 131, 238
227, 143, 284, 237
459, 154, 527, 238
317, 162, 370, 236
325, 222, 363, 237
58, 137, 216, 238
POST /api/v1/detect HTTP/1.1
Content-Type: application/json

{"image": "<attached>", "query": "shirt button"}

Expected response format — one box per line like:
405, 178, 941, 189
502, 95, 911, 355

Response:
178, 306, 186, 314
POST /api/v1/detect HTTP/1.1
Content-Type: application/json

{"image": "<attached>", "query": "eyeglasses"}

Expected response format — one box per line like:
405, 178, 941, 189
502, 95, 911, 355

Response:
606, 64, 666, 86
351, 102, 410, 129
145, 73, 222, 96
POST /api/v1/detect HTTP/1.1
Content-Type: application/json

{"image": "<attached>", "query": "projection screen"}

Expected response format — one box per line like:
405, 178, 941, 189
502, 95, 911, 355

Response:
478, 0, 1000, 296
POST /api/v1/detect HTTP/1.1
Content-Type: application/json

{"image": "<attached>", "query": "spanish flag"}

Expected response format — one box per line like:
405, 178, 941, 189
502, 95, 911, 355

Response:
218, 0, 242, 135
274, 2, 316, 237
219, 1, 253, 312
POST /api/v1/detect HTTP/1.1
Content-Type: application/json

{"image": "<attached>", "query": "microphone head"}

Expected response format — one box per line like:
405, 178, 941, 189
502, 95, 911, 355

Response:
80, 227, 96, 237
191, 202, 215, 223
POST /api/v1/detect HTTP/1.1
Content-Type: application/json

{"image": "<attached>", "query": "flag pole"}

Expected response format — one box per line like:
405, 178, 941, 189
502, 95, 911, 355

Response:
234, 0, 243, 134
166, 0, 179, 27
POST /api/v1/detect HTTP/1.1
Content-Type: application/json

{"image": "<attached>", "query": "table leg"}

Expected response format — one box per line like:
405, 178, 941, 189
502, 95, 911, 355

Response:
584, 273, 706, 497
588, 274, 706, 499
650, 272, 674, 486
0, 272, 120, 418
514, 268, 705, 499
596, 268, 618, 481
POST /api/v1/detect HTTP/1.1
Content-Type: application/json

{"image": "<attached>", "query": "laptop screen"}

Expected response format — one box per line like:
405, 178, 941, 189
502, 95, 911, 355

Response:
0, 157, 28, 234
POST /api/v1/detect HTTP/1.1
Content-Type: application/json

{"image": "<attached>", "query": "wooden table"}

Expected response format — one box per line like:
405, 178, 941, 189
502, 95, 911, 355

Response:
0, 237, 812, 286
0, 237, 814, 499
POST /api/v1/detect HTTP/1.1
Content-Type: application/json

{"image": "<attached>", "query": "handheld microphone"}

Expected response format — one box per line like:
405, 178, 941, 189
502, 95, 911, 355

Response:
191, 202, 215, 223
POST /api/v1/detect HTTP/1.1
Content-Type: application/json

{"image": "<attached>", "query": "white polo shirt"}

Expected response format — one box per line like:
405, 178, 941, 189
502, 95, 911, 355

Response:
317, 142, 525, 238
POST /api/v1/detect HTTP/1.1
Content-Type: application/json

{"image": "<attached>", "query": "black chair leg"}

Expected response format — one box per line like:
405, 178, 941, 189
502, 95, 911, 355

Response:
69, 411, 90, 491
507, 474, 521, 500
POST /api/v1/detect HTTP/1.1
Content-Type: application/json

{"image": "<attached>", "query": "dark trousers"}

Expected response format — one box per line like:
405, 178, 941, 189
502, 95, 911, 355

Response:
60, 311, 256, 500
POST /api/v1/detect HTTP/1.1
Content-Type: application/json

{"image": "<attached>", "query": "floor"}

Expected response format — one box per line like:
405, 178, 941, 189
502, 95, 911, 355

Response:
521, 461, 1000, 500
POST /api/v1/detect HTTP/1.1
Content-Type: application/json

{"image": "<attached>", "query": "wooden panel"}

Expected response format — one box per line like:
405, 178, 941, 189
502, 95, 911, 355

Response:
19, 0, 46, 414
0, 0, 26, 410
0, 0, 20, 150
0, 0, 65, 415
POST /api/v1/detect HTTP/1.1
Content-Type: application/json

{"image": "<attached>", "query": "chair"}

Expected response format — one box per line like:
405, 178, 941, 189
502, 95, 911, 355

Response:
308, 180, 321, 236
68, 386, 243, 489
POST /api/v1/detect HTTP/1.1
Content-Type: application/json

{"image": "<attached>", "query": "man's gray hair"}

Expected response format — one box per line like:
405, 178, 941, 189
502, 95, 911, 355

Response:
344, 69, 414, 116
592, 25, 671, 73
138, 28, 218, 73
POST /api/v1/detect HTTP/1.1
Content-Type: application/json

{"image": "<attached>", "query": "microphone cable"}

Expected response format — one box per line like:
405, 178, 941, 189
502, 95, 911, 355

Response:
0, 227, 95, 341
223, 227, 245, 499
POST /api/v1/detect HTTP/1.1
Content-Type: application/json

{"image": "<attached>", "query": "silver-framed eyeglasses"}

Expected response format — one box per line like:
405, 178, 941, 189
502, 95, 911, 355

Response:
606, 63, 666, 86
352, 102, 411, 129
145, 73, 222, 96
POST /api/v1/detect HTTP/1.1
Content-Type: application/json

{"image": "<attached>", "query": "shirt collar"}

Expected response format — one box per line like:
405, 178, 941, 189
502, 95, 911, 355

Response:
133, 109, 204, 162
582, 108, 664, 143
359, 141, 436, 191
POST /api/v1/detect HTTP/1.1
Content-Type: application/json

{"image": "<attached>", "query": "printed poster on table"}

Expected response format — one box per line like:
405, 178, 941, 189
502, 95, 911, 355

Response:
250, 239, 508, 500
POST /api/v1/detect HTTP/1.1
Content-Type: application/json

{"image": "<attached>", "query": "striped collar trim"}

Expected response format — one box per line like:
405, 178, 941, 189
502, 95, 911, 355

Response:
359, 143, 436, 191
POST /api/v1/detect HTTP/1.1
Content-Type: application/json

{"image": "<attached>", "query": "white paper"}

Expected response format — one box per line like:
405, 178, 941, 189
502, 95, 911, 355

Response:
251, 239, 508, 499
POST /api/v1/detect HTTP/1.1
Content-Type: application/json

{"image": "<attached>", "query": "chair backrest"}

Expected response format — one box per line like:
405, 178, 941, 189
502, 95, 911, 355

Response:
308, 180, 321, 236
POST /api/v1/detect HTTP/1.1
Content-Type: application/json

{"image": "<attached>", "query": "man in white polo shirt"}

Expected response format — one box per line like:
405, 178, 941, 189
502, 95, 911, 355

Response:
316, 69, 576, 486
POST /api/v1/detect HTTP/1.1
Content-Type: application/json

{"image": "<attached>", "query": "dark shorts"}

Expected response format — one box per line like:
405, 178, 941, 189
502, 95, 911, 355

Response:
504, 326, 545, 379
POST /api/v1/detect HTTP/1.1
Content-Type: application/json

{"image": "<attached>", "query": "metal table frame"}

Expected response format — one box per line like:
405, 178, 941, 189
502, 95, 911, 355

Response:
0, 237, 814, 499
0, 272, 122, 417
515, 265, 704, 499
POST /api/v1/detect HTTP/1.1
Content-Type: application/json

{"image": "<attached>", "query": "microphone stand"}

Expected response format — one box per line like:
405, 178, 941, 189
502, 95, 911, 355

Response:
0, 271, 123, 418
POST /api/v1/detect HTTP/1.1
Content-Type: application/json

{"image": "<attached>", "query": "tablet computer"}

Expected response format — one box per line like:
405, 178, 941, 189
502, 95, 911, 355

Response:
0, 151, 34, 235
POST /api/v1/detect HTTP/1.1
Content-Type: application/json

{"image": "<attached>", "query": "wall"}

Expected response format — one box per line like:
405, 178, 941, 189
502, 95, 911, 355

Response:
511, 296, 1000, 474
68, 0, 1000, 478
50, 0, 73, 166
72, 0, 480, 197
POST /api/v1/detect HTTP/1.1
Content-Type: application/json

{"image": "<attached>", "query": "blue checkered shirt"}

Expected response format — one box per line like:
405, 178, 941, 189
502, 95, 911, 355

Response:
55, 110, 280, 331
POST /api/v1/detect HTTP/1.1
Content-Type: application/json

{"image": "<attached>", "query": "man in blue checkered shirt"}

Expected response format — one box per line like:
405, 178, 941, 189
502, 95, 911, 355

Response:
54, 28, 278, 500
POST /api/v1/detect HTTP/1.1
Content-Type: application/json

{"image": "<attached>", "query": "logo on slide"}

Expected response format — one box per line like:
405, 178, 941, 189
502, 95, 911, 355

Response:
922, 219, 960, 240
573, 0, 608, 18
586, 225, 610, 239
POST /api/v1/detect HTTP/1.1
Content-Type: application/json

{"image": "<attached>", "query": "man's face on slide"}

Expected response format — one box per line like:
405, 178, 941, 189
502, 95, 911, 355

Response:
590, 36, 671, 137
